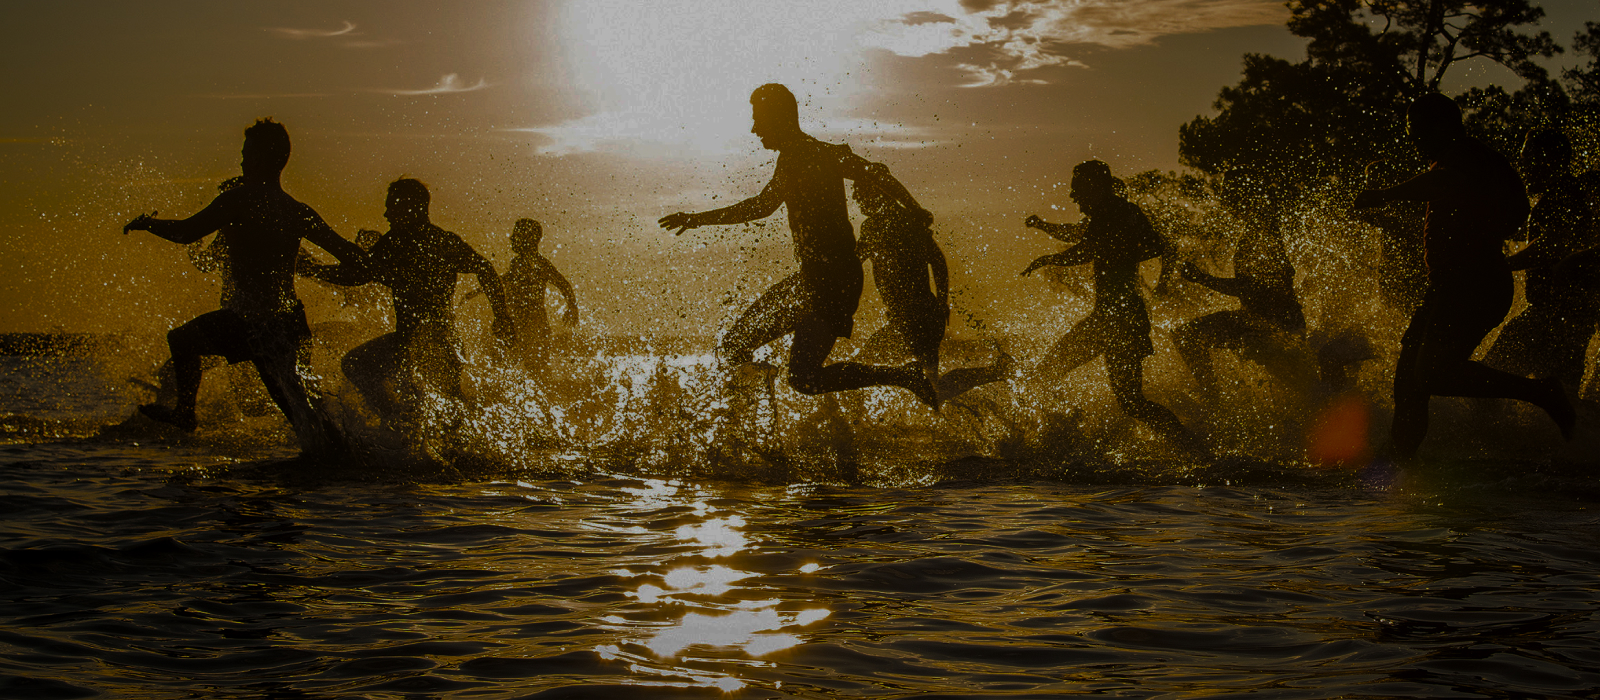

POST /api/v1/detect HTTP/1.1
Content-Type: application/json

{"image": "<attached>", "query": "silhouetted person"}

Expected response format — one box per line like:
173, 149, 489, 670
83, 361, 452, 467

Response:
122, 118, 364, 457
1023, 160, 1203, 453
1483, 129, 1599, 387
501, 218, 577, 373
1174, 168, 1311, 398
853, 179, 1011, 402
305, 178, 515, 424
1352, 94, 1574, 460
658, 83, 937, 407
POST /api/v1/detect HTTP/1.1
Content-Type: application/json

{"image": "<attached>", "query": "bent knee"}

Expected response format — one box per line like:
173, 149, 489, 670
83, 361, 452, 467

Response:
786, 373, 824, 396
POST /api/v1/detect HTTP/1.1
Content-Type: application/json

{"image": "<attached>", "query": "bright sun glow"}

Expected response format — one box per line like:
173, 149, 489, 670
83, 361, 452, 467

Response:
545, 0, 925, 155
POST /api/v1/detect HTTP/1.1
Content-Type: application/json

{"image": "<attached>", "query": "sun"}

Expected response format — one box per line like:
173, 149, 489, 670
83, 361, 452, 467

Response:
547, 1, 909, 155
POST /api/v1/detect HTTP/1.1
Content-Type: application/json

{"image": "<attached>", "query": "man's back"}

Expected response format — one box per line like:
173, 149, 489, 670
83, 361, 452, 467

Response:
366, 223, 481, 335
208, 183, 328, 315
775, 136, 863, 267
1424, 137, 1529, 280
1084, 198, 1161, 311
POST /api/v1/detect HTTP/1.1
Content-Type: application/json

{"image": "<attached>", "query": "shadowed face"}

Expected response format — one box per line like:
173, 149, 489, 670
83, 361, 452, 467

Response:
751, 104, 797, 151
1069, 171, 1111, 213
384, 189, 425, 228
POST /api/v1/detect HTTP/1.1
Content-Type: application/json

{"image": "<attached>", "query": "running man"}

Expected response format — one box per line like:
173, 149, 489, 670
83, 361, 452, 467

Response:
1174, 168, 1312, 399
1483, 128, 1599, 387
1352, 94, 1574, 460
501, 218, 577, 373
853, 179, 1011, 402
305, 178, 516, 424
122, 119, 365, 457
1022, 160, 1203, 453
658, 83, 937, 407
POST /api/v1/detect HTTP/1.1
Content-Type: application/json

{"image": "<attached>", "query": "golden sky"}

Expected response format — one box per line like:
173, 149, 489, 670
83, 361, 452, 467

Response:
0, 1, 1587, 338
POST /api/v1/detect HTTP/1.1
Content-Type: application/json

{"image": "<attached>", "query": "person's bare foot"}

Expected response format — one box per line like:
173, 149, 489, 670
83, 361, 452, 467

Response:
900, 360, 939, 410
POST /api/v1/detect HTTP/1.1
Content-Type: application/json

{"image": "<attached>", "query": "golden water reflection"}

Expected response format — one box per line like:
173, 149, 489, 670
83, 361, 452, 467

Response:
596, 483, 833, 691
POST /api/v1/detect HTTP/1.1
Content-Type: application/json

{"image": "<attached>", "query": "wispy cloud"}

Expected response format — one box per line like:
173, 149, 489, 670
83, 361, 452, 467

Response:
385, 74, 489, 96
861, 0, 1286, 86
264, 20, 397, 48
266, 20, 357, 40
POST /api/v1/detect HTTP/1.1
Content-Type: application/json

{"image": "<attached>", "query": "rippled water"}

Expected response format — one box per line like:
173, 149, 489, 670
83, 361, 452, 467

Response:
4, 349, 1600, 699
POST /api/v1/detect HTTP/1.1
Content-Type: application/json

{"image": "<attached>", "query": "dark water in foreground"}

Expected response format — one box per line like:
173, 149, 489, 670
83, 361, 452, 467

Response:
3, 352, 1600, 698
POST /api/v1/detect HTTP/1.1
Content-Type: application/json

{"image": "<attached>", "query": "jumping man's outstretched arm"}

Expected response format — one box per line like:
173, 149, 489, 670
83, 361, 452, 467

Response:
1023, 215, 1085, 243
1353, 166, 1462, 209
123, 191, 238, 244
1179, 262, 1250, 298
659, 176, 785, 235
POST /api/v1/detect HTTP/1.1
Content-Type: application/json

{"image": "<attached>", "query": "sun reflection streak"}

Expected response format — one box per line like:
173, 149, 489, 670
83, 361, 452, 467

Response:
645, 607, 832, 658
675, 516, 749, 557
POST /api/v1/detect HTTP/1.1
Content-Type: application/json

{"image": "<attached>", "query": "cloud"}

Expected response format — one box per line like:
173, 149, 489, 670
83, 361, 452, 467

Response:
860, 0, 1286, 86
266, 20, 358, 40
385, 74, 489, 96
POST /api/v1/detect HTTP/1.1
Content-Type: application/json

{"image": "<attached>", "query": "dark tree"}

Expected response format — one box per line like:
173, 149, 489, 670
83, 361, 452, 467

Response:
1179, 1, 1564, 311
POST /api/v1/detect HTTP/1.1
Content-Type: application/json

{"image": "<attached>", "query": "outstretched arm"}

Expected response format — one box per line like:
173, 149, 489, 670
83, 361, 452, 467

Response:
1353, 166, 1460, 209
1023, 214, 1085, 243
1021, 240, 1097, 276
1179, 261, 1250, 298
659, 177, 785, 235
123, 192, 236, 244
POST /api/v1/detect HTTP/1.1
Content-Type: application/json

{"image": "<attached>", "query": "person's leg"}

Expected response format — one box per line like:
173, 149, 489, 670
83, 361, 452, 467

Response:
1106, 354, 1201, 452
1029, 316, 1104, 386
1389, 308, 1431, 460
140, 311, 246, 431
342, 333, 407, 420
719, 274, 806, 365
936, 346, 1014, 403
1421, 342, 1576, 439
1174, 312, 1232, 397
412, 324, 465, 402
786, 324, 935, 406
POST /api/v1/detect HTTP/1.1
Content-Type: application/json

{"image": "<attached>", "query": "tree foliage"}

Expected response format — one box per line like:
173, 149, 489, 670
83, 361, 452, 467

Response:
1180, 0, 1564, 186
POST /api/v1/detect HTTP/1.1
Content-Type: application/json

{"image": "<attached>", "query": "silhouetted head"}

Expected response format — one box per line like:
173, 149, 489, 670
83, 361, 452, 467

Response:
1406, 93, 1465, 160
751, 83, 802, 151
1069, 160, 1118, 214
1519, 128, 1572, 194
384, 178, 430, 228
512, 218, 543, 254
241, 119, 291, 179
